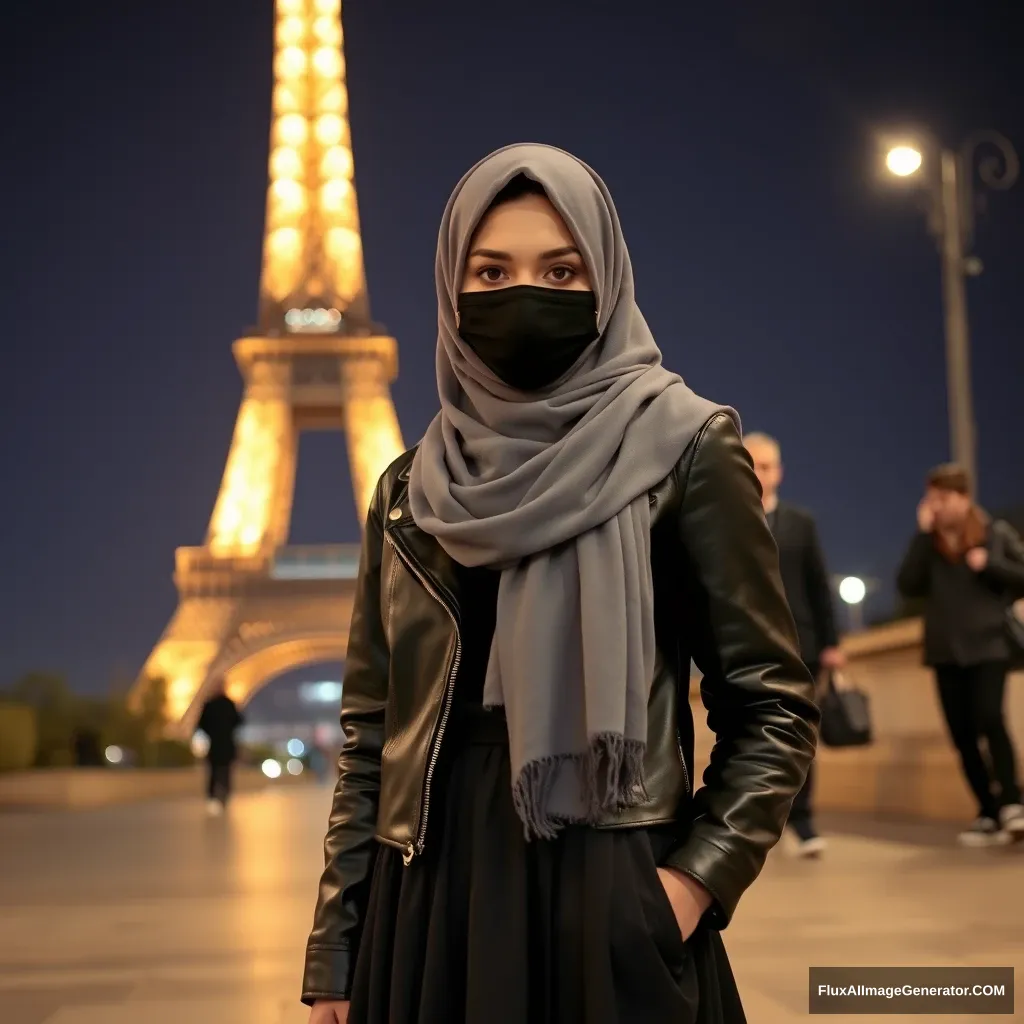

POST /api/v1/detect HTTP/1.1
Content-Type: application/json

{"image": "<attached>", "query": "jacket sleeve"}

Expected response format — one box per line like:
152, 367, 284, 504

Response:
664, 413, 819, 928
301, 475, 390, 1006
896, 532, 933, 598
801, 513, 840, 652
984, 521, 1024, 595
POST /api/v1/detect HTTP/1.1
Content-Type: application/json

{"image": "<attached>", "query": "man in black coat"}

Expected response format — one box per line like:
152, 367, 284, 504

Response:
745, 433, 843, 856
196, 681, 245, 816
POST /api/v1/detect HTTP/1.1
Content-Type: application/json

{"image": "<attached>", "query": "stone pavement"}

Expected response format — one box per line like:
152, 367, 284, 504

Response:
0, 786, 1020, 1023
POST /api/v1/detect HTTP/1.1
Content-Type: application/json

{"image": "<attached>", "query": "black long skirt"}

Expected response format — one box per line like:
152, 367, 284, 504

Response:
348, 708, 746, 1024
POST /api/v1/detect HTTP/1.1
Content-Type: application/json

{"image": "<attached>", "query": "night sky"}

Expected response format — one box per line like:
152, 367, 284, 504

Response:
3, 1, 1022, 696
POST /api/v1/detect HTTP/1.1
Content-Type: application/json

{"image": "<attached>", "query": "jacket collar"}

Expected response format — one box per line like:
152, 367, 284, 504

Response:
382, 465, 462, 620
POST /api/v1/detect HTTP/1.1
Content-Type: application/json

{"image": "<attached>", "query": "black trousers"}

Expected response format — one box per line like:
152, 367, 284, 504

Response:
206, 759, 233, 804
787, 662, 819, 833
935, 662, 1022, 820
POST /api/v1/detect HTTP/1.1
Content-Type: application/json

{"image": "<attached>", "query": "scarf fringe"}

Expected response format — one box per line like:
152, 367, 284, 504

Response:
510, 733, 649, 841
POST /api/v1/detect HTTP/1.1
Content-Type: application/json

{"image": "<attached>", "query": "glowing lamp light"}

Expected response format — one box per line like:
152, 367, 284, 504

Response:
275, 15, 305, 47
326, 226, 361, 259
312, 47, 343, 79
320, 178, 353, 214
317, 84, 348, 115
287, 758, 305, 776
268, 226, 302, 260
105, 745, 124, 765
838, 576, 867, 606
270, 146, 303, 181
262, 758, 283, 779
273, 82, 305, 115
314, 113, 345, 147
270, 178, 307, 215
278, 0, 304, 14
239, 524, 262, 549
275, 46, 307, 81
312, 15, 342, 46
276, 113, 308, 148
286, 307, 331, 329
287, 738, 306, 757
314, 0, 341, 14
321, 146, 353, 180
885, 145, 923, 178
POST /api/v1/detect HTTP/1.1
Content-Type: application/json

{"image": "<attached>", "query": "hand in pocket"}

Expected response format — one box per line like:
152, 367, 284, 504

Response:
656, 867, 711, 941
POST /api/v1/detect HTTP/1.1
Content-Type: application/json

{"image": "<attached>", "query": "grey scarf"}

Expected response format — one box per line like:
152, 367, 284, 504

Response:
409, 144, 736, 839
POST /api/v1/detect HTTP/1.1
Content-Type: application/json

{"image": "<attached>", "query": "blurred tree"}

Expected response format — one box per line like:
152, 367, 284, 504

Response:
0, 704, 37, 771
0, 674, 190, 770
5, 673, 77, 766
101, 677, 168, 765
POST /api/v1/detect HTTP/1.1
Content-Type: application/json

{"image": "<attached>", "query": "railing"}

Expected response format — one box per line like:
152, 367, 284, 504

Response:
270, 544, 361, 580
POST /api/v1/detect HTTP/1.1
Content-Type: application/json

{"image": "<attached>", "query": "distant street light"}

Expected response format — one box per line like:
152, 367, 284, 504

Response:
885, 145, 923, 177
838, 576, 867, 633
832, 574, 880, 633
882, 131, 1019, 497
838, 576, 867, 606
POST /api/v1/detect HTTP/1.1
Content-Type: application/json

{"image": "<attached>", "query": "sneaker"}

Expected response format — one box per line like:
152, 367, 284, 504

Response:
786, 823, 828, 858
999, 804, 1024, 840
957, 817, 1009, 847
205, 799, 223, 817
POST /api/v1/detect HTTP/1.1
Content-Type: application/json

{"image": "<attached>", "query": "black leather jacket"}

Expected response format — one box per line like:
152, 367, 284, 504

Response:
302, 412, 818, 1004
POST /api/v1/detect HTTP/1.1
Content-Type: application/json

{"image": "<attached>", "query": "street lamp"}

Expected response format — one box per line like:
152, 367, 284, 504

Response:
882, 131, 1019, 497
886, 145, 923, 177
838, 576, 867, 633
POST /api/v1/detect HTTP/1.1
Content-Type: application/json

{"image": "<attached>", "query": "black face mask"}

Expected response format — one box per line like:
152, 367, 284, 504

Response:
457, 286, 599, 392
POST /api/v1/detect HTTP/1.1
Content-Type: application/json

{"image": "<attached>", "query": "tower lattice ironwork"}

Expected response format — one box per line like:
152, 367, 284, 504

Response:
136, 0, 404, 725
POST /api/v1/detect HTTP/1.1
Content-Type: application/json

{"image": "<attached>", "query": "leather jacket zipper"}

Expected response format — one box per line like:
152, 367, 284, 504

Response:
383, 531, 462, 866
676, 727, 690, 797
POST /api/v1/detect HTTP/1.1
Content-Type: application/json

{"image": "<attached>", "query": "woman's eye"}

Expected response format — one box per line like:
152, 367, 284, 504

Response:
547, 265, 576, 283
478, 266, 506, 283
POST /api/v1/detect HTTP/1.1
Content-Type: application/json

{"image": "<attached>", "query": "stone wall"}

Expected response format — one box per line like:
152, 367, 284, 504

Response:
0, 766, 286, 810
691, 618, 1024, 822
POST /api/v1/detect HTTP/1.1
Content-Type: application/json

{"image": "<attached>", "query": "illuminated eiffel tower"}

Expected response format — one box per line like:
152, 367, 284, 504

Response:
136, 0, 404, 725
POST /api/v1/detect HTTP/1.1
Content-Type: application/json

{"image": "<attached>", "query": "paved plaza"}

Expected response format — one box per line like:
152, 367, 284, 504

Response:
0, 786, 1020, 1023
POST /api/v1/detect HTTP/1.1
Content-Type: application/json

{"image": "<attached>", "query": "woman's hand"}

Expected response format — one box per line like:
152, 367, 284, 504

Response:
965, 547, 989, 572
309, 1000, 349, 1023
917, 497, 936, 533
657, 867, 712, 941
820, 646, 846, 671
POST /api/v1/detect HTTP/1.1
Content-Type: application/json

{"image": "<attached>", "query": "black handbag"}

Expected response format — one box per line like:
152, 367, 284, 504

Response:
818, 671, 873, 748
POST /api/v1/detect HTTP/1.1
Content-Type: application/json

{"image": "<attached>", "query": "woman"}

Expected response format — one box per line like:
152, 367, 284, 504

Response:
303, 144, 818, 1024
898, 463, 1024, 847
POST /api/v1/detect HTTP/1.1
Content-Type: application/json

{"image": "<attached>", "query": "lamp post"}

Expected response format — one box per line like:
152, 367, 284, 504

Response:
883, 132, 1019, 498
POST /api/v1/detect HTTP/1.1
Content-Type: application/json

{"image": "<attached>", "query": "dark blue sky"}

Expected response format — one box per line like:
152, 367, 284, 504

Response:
3, 1, 1021, 694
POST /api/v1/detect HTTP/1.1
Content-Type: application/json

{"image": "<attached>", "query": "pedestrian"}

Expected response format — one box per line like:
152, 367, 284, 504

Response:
303, 145, 818, 1024
196, 681, 244, 816
898, 463, 1024, 846
744, 432, 845, 857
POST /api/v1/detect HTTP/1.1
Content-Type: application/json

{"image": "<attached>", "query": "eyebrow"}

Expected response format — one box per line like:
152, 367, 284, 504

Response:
467, 245, 582, 261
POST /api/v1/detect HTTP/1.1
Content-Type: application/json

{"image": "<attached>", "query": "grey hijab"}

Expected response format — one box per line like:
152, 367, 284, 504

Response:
409, 143, 736, 839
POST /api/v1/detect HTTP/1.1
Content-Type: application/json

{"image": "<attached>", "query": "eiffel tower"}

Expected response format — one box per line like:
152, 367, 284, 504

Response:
136, 0, 404, 726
